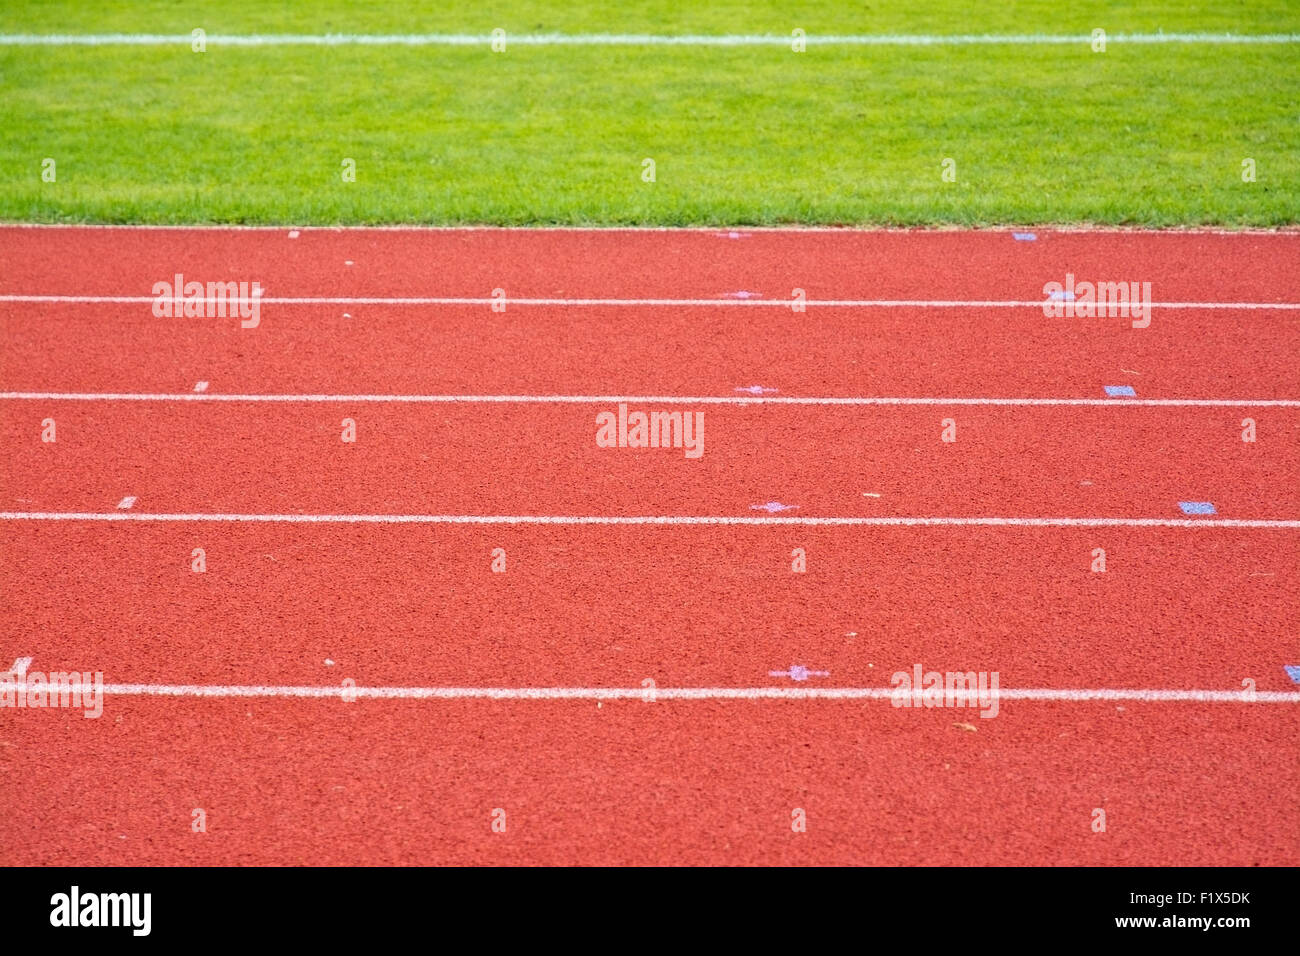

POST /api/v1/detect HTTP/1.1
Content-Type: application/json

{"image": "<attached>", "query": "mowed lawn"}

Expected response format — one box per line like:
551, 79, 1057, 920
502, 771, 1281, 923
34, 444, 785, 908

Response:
0, 1, 1297, 225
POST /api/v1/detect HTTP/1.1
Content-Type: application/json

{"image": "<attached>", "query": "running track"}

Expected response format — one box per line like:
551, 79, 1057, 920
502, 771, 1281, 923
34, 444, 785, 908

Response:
1, 226, 1297, 866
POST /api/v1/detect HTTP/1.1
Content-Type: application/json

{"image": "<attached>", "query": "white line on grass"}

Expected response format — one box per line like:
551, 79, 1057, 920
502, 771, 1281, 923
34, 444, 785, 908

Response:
0, 32, 1297, 47
2, 294, 1298, 309
3, 681, 1298, 703
2, 513, 1297, 528
3, 392, 1299, 407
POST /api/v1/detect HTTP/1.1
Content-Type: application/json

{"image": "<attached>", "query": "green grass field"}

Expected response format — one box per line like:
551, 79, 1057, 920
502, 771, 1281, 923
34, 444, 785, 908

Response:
1, 2, 1297, 226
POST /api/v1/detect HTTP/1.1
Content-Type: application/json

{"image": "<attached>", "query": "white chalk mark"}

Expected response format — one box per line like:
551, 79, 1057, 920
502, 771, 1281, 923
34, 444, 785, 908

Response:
0, 32, 1296, 47
1, 392, 1297, 407
1, 512, 1297, 528
5, 223, 1298, 235
116, 497, 136, 510
2, 680, 1296, 703
2, 293, 1297, 310
193, 381, 208, 392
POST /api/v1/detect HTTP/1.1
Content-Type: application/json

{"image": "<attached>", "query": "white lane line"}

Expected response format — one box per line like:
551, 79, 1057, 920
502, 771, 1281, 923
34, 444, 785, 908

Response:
3, 681, 1297, 703
2, 392, 1298, 407
0, 32, 1297, 47
2, 294, 1298, 309
2, 223, 1298, 235
2, 513, 1297, 528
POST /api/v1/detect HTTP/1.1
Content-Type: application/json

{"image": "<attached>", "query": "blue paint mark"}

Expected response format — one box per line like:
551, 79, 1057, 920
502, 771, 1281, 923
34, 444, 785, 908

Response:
1286, 665, 1300, 685
1104, 385, 1137, 397
1179, 501, 1217, 515
1049, 290, 1076, 300
1012, 232, 1037, 241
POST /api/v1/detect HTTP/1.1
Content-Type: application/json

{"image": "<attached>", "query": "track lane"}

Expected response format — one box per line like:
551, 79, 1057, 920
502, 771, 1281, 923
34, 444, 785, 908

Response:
1, 699, 1294, 866
2, 227, 1297, 302
3, 404, 1297, 517
3, 302, 1298, 399
1, 526, 1295, 690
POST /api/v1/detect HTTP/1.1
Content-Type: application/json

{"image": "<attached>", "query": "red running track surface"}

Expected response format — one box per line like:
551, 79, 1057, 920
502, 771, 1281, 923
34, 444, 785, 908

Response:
1, 226, 1297, 866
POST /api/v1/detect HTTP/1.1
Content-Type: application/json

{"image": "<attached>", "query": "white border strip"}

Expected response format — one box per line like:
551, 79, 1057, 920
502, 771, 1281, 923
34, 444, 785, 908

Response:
2, 294, 1297, 310
3, 392, 1298, 408
6, 681, 1298, 702
3, 224, 1298, 235
2, 513, 1297, 528
1, 32, 1298, 47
